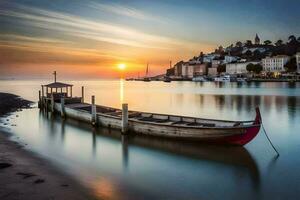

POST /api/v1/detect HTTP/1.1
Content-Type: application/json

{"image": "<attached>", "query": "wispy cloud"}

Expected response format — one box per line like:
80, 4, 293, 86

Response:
88, 1, 157, 21
0, 3, 204, 51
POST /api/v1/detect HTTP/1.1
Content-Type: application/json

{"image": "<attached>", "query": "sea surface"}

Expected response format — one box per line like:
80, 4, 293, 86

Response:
1, 79, 300, 200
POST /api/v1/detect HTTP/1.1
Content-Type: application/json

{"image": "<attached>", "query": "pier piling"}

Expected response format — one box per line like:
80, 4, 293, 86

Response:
122, 103, 128, 134
61, 98, 65, 118
38, 90, 41, 108
51, 94, 54, 113
81, 86, 84, 103
91, 95, 97, 126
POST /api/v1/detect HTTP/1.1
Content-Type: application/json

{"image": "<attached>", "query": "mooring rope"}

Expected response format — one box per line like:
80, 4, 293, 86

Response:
261, 122, 280, 157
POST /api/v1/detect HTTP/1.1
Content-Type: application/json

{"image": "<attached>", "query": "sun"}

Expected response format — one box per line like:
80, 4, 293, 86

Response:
118, 63, 126, 70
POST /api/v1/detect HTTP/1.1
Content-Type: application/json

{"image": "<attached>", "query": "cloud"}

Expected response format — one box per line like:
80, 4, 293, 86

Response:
88, 1, 158, 21
0, 3, 206, 51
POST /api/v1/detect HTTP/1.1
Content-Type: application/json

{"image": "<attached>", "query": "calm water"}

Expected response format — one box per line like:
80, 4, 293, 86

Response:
1, 80, 300, 200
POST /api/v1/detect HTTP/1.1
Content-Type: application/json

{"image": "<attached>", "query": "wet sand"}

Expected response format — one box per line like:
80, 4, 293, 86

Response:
0, 93, 96, 200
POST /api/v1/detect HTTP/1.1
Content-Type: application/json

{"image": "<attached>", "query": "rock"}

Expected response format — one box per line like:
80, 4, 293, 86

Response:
61, 184, 69, 187
16, 172, 36, 179
34, 179, 45, 184
0, 162, 13, 169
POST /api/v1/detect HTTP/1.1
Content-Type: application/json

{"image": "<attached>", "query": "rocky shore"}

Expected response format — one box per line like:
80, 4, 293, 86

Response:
0, 93, 95, 200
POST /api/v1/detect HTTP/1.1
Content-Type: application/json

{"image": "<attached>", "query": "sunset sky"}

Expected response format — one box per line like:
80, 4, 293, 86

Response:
0, 0, 299, 79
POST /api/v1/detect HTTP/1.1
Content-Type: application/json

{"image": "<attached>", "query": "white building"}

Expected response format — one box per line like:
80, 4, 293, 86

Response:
262, 55, 290, 73
211, 59, 222, 68
226, 61, 259, 75
203, 53, 220, 63
224, 56, 239, 64
296, 53, 300, 73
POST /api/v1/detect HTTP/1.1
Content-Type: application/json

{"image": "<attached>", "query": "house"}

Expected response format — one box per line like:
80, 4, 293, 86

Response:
208, 68, 218, 76
262, 55, 290, 73
296, 53, 300, 73
194, 63, 208, 76
226, 61, 259, 75
211, 59, 222, 68
181, 62, 194, 78
203, 53, 220, 63
224, 56, 239, 64
174, 61, 184, 76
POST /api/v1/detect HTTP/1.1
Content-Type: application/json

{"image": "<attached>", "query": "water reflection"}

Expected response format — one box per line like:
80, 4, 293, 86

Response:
40, 110, 260, 189
3, 80, 300, 200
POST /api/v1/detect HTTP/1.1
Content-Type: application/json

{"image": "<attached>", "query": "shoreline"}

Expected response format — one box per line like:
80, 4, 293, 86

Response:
0, 93, 96, 200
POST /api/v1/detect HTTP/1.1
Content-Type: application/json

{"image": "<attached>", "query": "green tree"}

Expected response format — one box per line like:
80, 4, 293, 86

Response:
246, 63, 255, 72
246, 63, 263, 74
275, 39, 283, 46
245, 50, 252, 57
235, 41, 243, 48
253, 64, 263, 74
264, 40, 272, 45
217, 64, 226, 74
289, 35, 296, 42
284, 57, 297, 72
245, 40, 252, 47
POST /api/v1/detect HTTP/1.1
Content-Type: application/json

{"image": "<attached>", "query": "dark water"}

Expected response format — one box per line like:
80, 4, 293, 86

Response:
1, 80, 300, 200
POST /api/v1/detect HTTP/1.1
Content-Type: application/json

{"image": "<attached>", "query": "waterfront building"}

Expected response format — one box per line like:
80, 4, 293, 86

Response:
262, 55, 290, 73
226, 61, 259, 75
174, 62, 184, 76
194, 63, 208, 76
296, 53, 300, 73
181, 62, 195, 78
208, 68, 218, 76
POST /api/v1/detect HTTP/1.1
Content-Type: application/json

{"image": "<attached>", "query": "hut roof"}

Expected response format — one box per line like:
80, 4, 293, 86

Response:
43, 82, 73, 88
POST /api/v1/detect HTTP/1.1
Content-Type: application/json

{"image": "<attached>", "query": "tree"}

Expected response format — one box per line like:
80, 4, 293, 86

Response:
264, 40, 272, 45
289, 35, 296, 43
253, 64, 263, 74
246, 63, 255, 72
275, 39, 283, 46
245, 40, 252, 47
284, 57, 297, 72
235, 41, 243, 48
246, 63, 263, 74
199, 52, 204, 58
217, 64, 226, 74
245, 50, 252, 57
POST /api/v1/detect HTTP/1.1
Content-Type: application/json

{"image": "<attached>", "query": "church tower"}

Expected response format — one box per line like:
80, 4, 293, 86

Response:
255, 33, 260, 45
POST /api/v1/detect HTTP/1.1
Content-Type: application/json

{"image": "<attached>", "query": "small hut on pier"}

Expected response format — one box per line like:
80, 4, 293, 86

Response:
42, 82, 73, 99
39, 71, 82, 110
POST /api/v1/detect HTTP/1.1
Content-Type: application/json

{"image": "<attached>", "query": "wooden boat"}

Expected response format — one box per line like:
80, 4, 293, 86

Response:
40, 75, 261, 146
50, 101, 262, 146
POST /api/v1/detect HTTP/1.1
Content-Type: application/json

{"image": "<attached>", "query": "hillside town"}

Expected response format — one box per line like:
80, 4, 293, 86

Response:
165, 34, 300, 82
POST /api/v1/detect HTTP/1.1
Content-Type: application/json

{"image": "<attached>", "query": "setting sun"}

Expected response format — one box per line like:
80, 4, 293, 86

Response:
118, 63, 126, 70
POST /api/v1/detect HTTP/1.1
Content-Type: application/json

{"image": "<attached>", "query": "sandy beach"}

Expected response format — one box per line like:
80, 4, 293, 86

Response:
0, 93, 95, 200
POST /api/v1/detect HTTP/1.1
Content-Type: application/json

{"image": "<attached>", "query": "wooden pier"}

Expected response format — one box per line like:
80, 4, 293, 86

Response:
39, 72, 261, 145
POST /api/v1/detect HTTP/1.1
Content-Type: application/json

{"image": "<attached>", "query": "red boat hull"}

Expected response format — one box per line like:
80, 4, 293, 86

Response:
215, 107, 262, 146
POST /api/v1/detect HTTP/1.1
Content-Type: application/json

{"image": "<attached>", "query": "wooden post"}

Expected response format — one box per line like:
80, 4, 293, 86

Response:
61, 98, 65, 118
70, 87, 73, 97
45, 98, 48, 112
81, 86, 84, 103
122, 103, 128, 134
38, 90, 41, 108
41, 86, 44, 97
91, 95, 97, 126
51, 94, 54, 113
